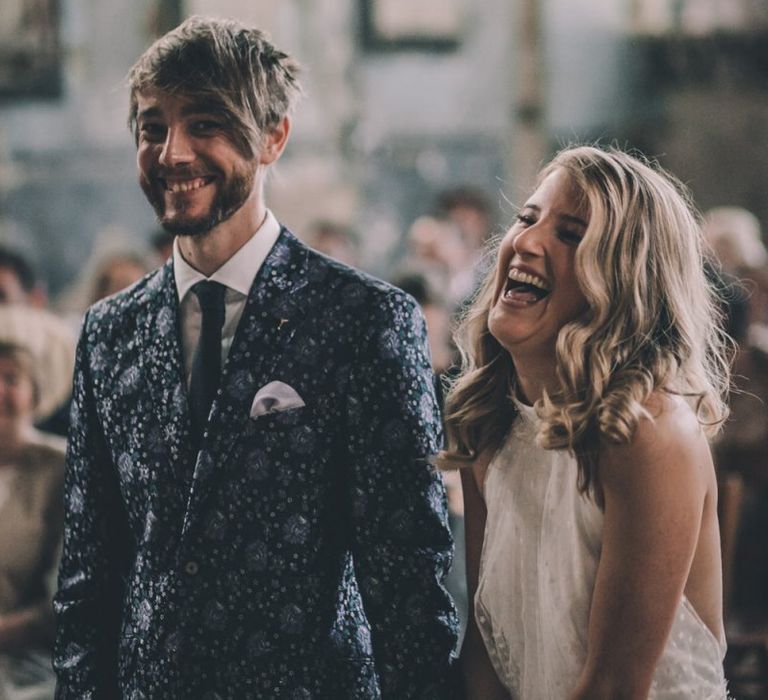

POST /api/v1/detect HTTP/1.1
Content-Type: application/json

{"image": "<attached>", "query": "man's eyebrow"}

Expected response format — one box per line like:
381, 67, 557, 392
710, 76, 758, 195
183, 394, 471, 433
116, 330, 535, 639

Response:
521, 203, 587, 228
136, 102, 227, 120
137, 106, 162, 121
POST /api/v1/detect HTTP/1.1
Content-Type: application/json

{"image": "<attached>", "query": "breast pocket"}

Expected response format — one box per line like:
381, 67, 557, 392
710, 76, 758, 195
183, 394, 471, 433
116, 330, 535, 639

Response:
251, 404, 308, 427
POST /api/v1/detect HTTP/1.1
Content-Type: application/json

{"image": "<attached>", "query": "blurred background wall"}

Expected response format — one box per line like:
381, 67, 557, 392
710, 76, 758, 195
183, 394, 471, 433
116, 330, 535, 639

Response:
0, 0, 767, 293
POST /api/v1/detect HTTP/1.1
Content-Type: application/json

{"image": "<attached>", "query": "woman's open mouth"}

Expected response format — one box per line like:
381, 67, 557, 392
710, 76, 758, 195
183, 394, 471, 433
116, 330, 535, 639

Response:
502, 267, 550, 305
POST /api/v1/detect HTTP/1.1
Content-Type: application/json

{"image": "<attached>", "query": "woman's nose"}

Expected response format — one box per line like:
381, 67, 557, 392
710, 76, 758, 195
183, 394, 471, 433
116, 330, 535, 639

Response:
511, 222, 546, 257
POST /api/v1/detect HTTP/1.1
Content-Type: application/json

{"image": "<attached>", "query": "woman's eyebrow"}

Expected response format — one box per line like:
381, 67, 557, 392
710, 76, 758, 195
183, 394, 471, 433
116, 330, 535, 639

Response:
560, 213, 588, 228
521, 204, 587, 228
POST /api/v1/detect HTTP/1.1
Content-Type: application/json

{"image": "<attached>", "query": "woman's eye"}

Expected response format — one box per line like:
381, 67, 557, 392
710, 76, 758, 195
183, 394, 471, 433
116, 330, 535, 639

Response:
516, 213, 535, 226
557, 229, 583, 245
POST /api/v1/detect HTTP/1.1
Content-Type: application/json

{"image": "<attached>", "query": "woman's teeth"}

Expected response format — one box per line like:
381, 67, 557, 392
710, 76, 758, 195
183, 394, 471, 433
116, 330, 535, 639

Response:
507, 267, 550, 292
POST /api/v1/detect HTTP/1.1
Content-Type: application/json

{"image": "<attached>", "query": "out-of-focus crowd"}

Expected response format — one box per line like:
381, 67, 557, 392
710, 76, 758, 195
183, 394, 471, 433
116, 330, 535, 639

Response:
1, 188, 767, 696
702, 207, 768, 691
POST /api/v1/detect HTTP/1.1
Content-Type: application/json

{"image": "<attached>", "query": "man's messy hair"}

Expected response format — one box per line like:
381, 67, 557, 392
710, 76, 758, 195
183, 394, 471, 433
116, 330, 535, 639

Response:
127, 15, 302, 157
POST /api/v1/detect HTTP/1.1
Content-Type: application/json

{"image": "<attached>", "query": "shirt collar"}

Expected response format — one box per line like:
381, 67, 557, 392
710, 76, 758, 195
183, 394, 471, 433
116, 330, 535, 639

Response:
173, 209, 281, 302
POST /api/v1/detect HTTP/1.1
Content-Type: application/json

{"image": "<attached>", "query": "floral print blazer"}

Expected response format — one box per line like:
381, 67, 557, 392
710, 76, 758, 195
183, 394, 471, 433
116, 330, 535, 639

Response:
53, 229, 459, 699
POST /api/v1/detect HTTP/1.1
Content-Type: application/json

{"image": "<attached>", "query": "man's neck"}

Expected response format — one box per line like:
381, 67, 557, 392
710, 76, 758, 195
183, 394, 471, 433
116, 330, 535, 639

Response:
177, 200, 267, 277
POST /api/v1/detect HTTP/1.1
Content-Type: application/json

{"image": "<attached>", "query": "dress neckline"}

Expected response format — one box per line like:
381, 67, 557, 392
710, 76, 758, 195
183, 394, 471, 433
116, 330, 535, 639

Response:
512, 396, 539, 425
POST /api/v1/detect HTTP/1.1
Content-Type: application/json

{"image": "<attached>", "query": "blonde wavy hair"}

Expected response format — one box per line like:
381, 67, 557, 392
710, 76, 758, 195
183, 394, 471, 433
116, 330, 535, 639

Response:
439, 146, 731, 498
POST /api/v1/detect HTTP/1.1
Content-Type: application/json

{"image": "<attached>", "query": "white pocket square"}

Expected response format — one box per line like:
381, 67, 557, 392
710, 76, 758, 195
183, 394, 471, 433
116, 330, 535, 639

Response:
249, 381, 306, 419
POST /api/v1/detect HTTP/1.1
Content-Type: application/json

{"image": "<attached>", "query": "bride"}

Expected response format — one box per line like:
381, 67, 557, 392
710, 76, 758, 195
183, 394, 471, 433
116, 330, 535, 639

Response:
440, 146, 730, 699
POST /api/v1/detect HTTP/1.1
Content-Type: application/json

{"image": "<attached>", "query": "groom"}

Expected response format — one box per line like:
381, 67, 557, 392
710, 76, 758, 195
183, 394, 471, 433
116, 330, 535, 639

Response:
53, 16, 458, 699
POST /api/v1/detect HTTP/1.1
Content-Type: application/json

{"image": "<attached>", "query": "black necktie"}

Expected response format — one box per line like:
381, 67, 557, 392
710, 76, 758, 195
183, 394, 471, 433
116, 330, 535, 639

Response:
189, 280, 226, 446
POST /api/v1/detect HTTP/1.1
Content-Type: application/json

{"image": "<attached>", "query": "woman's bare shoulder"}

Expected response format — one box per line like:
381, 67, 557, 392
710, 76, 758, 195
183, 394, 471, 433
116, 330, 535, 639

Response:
599, 391, 712, 496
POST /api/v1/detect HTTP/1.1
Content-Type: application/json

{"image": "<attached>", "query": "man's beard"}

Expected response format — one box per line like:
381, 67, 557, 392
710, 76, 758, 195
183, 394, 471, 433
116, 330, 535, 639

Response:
140, 166, 254, 237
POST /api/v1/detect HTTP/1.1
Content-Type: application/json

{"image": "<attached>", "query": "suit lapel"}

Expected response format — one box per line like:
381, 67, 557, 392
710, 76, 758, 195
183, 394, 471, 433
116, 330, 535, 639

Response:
140, 261, 195, 505
183, 230, 313, 523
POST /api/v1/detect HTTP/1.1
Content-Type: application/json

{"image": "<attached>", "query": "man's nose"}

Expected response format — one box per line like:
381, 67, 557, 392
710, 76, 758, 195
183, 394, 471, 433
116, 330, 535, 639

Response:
159, 127, 194, 167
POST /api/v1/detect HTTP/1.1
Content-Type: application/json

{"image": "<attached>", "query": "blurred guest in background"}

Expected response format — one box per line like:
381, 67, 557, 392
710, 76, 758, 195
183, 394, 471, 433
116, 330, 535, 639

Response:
436, 187, 497, 304
303, 219, 359, 267
703, 206, 768, 347
703, 206, 768, 630
54, 224, 151, 320
90, 252, 149, 304
0, 247, 46, 308
436, 186, 496, 255
0, 305, 75, 700
405, 214, 474, 309
703, 206, 767, 279
0, 247, 69, 438
402, 188, 498, 318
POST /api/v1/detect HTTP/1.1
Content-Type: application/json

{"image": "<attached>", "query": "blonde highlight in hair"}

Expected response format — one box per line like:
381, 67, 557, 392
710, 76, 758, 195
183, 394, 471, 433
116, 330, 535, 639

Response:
439, 146, 731, 499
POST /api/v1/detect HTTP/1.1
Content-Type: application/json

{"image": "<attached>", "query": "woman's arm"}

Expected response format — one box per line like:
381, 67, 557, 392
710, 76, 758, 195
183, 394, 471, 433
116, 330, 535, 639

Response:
569, 396, 713, 700
460, 456, 509, 700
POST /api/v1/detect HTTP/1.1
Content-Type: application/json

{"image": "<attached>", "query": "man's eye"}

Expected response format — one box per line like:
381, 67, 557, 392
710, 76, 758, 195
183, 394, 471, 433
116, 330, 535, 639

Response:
192, 120, 222, 133
139, 123, 165, 141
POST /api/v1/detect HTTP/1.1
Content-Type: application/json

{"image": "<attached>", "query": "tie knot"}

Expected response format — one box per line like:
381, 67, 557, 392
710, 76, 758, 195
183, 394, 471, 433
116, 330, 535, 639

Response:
191, 280, 226, 311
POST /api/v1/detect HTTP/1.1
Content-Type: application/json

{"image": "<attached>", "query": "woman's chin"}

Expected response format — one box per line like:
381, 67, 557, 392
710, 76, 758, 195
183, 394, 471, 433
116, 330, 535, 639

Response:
488, 306, 523, 354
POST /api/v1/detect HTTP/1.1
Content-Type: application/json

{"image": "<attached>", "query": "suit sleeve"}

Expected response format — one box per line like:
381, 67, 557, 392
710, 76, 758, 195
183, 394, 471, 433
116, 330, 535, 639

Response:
346, 291, 460, 699
53, 312, 131, 698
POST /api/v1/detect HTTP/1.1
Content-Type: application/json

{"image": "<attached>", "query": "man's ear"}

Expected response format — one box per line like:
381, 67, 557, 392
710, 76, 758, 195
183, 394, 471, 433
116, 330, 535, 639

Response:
259, 117, 291, 165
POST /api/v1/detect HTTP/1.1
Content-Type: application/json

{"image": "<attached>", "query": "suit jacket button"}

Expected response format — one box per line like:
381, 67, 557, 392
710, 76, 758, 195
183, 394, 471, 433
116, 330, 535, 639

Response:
184, 561, 199, 576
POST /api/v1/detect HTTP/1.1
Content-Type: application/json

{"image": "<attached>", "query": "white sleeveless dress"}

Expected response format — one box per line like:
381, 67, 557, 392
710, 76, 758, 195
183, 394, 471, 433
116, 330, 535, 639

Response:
474, 401, 728, 699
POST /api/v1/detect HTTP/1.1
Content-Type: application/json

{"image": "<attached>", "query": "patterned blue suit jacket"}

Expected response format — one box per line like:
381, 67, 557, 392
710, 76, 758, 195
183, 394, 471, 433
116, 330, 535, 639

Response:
53, 230, 459, 699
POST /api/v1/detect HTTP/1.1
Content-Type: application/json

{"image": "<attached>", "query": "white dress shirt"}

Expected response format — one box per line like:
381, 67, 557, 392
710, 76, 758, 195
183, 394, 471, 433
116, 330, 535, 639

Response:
173, 210, 282, 387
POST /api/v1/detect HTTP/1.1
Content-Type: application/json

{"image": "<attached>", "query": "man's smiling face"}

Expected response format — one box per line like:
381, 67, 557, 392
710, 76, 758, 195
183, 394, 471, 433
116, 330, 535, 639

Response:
135, 89, 256, 237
